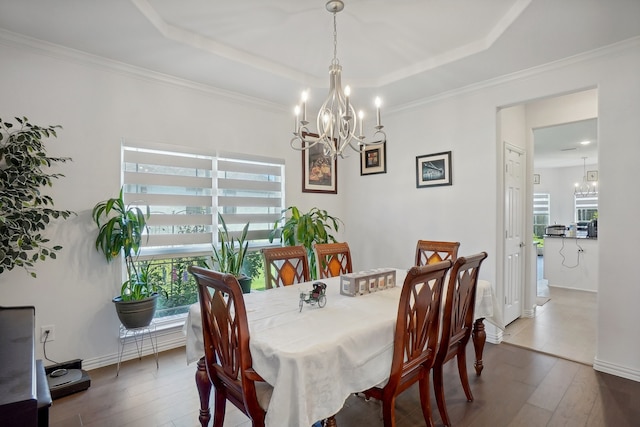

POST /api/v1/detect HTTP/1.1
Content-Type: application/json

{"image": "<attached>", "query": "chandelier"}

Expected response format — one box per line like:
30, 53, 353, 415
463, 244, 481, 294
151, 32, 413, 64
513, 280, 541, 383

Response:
290, 0, 386, 159
574, 157, 597, 197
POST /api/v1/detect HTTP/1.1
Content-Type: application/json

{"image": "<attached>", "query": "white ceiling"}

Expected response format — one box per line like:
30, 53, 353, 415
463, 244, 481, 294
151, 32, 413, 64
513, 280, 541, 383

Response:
0, 0, 637, 165
533, 119, 598, 169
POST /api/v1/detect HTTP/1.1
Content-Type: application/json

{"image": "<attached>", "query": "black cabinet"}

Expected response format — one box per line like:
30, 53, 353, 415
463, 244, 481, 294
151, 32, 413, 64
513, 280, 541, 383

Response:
0, 306, 51, 427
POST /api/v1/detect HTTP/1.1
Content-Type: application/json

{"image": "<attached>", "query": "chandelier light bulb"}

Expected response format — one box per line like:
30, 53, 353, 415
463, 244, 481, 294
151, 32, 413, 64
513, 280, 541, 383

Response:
293, 105, 301, 132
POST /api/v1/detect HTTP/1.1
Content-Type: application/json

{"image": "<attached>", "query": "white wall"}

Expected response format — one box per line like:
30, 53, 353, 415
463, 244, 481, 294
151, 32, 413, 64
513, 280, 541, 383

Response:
0, 38, 345, 368
2, 34, 640, 382
342, 39, 640, 381
595, 41, 640, 380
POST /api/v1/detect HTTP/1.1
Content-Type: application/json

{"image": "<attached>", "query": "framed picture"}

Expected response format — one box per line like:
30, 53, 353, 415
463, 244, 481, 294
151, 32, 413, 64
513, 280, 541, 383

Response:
360, 143, 387, 175
302, 132, 337, 194
533, 174, 540, 184
416, 151, 452, 188
587, 170, 598, 181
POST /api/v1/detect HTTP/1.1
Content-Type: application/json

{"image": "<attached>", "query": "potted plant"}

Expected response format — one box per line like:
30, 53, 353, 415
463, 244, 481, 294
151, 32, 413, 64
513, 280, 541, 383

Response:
0, 117, 75, 277
208, 213, 252, 293
269, 206, 342, 280
92, 188, 160, 328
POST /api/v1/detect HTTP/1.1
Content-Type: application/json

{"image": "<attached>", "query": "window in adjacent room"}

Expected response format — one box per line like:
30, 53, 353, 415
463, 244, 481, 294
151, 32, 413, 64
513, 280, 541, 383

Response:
575, 193, 598, 222
533, 193, 550, 238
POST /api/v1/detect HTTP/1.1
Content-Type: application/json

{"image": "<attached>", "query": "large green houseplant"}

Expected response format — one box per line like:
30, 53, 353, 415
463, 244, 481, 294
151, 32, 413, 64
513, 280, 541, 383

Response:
92, 188, 159, 328
207, 213, 252, 293
269, 206, 342, 280
0, 117, 75, 277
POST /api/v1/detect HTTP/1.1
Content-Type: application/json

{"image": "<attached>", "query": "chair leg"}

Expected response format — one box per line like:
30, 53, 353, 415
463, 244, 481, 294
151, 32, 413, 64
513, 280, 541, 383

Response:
456, 349, 474, 402
212, 388, 227, 427
195, 359, 212, 427
381, 395, 397, 427
418, 375, 435, 427
433, 365, 451, 427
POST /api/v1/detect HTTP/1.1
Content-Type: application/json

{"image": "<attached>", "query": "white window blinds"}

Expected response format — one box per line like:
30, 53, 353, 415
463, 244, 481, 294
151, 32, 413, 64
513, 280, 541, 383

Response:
122, 142, 284, 256
217, 152, 285, 248
123, 143, 214, 255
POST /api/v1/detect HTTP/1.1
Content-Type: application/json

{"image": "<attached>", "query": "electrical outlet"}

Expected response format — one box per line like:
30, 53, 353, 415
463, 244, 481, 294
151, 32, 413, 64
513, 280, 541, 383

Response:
40, 325, 55, 342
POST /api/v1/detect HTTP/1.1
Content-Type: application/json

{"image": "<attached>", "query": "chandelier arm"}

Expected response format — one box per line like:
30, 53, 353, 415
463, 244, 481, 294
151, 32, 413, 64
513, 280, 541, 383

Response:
290, 127, 323, 151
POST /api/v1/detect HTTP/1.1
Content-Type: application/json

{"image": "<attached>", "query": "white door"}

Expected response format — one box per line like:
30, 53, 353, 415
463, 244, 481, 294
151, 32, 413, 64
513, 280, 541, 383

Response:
504, 144, 525, 325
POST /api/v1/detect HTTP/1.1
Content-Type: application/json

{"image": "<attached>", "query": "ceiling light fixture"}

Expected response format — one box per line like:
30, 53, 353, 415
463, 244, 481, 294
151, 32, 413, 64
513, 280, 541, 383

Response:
575, 156, 597, 197
290, 0, 386, 159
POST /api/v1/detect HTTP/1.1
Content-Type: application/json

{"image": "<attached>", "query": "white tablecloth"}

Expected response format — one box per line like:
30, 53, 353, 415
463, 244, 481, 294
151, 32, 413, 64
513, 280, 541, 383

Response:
183, 270, 501, 427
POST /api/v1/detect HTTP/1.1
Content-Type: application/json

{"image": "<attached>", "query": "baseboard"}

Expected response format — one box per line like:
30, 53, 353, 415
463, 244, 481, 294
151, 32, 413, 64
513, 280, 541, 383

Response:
523, 304, 536, 318
484, 323, 503, 344
547, 284, 597, 293
82, 329, 186, 371
593, 357, 640, 382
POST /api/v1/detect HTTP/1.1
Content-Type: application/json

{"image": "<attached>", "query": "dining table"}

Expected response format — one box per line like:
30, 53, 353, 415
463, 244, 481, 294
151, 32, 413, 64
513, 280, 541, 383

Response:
184, 268, 501, 427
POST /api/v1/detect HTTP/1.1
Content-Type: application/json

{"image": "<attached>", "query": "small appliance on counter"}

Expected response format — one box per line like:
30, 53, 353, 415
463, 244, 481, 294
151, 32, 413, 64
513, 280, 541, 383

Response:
545, 224, 566, 236
576, 221, 590, 238
588, 219, 598, 238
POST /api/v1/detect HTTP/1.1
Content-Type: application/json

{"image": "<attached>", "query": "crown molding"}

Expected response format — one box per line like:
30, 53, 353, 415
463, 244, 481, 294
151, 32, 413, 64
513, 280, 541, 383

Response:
390, 36, 640, 115
0, 28, 288, 113
2, 27, 638, 116
132, 0, 324, 88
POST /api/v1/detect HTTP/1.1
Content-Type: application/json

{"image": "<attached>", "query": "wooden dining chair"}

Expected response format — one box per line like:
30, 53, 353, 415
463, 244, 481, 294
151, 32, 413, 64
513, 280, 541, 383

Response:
362, 260, 453, 427
188, 266, 273, 427
261, 245, 310, 289
432, 252, 488, 427
314, 242, 353, 279
415, 240, 460, 266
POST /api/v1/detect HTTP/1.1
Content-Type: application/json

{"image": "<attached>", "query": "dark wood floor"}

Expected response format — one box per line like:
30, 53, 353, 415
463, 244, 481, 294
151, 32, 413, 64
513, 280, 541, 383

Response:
49, 343, 640, 427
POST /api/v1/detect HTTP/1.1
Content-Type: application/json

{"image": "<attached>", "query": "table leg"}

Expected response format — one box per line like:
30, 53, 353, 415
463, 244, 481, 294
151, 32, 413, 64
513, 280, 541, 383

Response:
196, 357, 212, 427
472, 318, 486, 376
324, 415, 338, 427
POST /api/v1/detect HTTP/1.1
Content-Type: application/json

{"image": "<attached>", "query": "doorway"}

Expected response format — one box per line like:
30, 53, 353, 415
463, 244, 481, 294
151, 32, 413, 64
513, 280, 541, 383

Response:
499, 88, 598, 365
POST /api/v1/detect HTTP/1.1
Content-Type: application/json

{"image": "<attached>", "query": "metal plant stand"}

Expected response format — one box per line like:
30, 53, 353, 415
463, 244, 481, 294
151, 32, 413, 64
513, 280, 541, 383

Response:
116, 321, 158, 376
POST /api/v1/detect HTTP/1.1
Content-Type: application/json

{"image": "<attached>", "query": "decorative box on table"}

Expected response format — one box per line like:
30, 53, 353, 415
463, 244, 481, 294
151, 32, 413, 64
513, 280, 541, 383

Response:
340, 268, 396, 296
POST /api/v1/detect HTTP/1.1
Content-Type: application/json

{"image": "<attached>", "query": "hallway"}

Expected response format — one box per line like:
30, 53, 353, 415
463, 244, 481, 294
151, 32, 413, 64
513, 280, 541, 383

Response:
503, 256, 597, 366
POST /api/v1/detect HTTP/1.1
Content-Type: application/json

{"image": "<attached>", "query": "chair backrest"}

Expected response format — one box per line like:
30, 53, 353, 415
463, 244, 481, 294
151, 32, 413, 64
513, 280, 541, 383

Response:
436, 252, 488, 365
261, 246, 310, 289
314, 242, 353, 279
188, 265, 265, 423
415, 240, 460, 266
386, 260, 452, 391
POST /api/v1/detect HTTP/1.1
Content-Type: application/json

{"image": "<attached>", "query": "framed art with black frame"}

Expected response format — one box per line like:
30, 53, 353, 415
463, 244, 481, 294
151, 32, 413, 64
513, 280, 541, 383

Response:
360, 143, 387, 176
416, 151, 452, 188
302, 132, 338, 194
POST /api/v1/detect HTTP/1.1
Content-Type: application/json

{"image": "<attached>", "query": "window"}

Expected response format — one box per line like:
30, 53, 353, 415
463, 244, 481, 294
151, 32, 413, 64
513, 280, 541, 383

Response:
122, 141, 284, 319
575, 193, 598, 222
533, 193, 550, 238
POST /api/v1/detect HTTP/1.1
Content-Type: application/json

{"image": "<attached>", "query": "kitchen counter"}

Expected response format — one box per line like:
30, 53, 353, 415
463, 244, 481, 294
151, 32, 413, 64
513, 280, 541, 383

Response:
543, 236, 598, 291
544, 235, 597, 240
